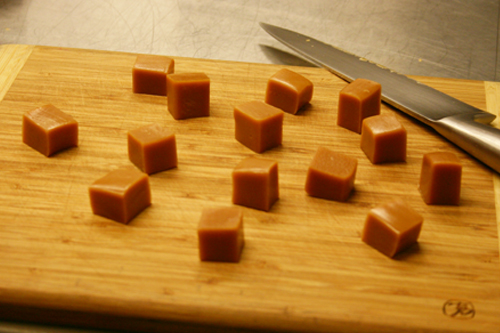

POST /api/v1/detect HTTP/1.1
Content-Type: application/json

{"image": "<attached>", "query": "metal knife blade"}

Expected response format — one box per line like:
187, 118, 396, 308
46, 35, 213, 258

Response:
260, 22, 500, 174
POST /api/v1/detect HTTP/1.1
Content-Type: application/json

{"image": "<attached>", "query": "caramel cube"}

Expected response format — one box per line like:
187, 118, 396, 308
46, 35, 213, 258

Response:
305, 146, 357, 202
22, 104, 78, 157
419, 152, 462, 205
197, 207, 244, 262
360, 114, 407, 164
362, 199, 423, 258
128, 124, 177, 175
166, 73, 210, 120
132, 54, 174, 96
338, 78, 381, 133
89, 167, 151, 224
232, 157, 279, 211
265, 68, 313, 114
234, 101, 284, 153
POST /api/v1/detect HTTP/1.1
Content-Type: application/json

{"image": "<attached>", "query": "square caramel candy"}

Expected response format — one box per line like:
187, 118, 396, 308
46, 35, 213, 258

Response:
197, 207, 244, 262
234, 100, 284, 153
132, 54, 174, 96
128, 123, 177, 175
338, 78, 381, 133
360, 114, 407, 164
305, 146, 357, 202
419, 152, 462, 205
89, 167, 151, 224
232, 157, 279, 212
22, 104, 78, 157
265, 68, 313, 114
166, 73, 210, 120
362, 199, 423, 258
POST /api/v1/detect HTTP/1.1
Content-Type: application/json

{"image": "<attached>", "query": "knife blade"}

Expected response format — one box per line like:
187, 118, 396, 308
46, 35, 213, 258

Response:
260, 22, 500, 174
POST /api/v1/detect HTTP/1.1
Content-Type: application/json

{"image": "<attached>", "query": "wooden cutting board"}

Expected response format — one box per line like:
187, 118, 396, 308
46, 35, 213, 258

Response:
0, 45, 499, 333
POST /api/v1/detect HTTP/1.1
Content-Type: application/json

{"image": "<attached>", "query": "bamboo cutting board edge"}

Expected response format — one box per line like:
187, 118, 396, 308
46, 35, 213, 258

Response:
0, 45, 499, 333
485, 81, 500, 253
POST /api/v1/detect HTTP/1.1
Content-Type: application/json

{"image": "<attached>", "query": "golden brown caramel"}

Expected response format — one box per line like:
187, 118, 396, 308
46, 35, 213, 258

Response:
265, 68, 313, 114
337, 78, 381, 133
305, 146, 357, 202
197, 207, 244, 262
362, 199, 423, 258
360, 114, 407, 164
419, 152, 462, 205
232, 157, 279, 211
89, 167, 151, 224
128, 124, 177, 175
166, 73, 210, 120
132, 54, 174, 96
22, 104, 78, 157
234, 100, 283, 153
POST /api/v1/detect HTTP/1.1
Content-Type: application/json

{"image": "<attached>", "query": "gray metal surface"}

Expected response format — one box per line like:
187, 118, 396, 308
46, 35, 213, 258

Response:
0, 0, 498, 81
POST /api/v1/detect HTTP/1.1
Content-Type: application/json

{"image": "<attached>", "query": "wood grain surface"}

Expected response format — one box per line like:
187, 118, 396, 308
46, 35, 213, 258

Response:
0, 45, 499, 333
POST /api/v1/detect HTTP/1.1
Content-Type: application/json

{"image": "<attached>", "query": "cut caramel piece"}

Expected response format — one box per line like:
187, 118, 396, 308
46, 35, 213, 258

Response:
362, 199, 423, 258
128, 124, 177, 175
305, 146, 357, 202
232, 157, 279, 212
132, 54, 174, 96
360, 114, 407, 164
419, 152, 462, 205
338, 78, 381, 133
89, 167, 151, 224
166, 73, 210, 120
22, 104, 78, 157
234, 100, 284, 153
197, 207, 244, 262
265, 68, 313, 114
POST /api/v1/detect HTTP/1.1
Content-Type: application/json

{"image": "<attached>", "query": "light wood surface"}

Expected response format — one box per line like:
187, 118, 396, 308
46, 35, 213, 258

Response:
0, 45, 499, 333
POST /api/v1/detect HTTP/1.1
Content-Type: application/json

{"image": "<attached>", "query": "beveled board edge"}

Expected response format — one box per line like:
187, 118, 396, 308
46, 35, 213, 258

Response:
484, 81, 500, 254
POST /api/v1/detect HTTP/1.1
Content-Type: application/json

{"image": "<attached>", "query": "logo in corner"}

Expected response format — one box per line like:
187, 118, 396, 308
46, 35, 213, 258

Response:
443, 300, 475, 319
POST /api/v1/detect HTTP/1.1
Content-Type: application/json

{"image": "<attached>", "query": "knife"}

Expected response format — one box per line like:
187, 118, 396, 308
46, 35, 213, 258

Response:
260, 22, 500, 174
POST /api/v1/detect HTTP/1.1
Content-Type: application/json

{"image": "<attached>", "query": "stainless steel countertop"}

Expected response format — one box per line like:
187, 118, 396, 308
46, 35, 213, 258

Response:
0, 1, 499, 332
1, 0, 499, 81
